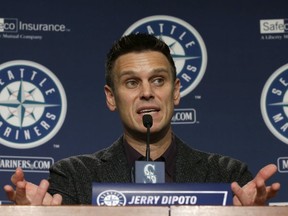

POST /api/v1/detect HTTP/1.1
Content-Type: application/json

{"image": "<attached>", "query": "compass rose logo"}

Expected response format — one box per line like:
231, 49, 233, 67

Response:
97, 190, 126, 206
261, 63, 288, 145
123, 15, 207, 97
0, 60, 67, 149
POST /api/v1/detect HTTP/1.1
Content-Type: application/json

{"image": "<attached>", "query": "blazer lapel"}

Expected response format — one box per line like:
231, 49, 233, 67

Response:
175, 137, 209, 183
98, 137, 132, 182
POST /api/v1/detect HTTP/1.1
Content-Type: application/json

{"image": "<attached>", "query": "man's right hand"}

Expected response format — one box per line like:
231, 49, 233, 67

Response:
3, 167, 62, 205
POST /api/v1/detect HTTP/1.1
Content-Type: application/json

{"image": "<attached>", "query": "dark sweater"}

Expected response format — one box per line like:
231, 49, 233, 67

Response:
48, 135, 253, 204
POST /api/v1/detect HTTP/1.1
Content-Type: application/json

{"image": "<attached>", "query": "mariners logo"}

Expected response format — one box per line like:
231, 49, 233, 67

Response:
0, 60, 67, 149
144, 163, 157, 183
123, 15, 207, 97
97, 190, 126, 206
261, 63, 288, 145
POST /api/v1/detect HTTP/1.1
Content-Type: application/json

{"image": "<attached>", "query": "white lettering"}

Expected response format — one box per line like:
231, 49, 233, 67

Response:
128, 196, 160, 205
0, 159, 52, 170
159, 23, 164, 33
147, 25, 154, 34
34, 126, 41, 136
279, 78, 288, 87
31, 71, 37, 80
185, 41, 195, 48
174, 112, 193, 121
7, 70, 15, 80
3, 127, 12, 137
272, 88, 282, 96
20, 68, 24, 78
40, 121, 50, 130
46, 112, 56, 120
161, 196, 197, 205
273, 113, 284, 123
170, 25, 176, 35
280, 122, 288, 132
186, 65, 197, 72
179, 32, 186, 40
15, 129, 19, 140
24, 129, 31, 140
45, 88, 55, 95
39, 78, 47, 87
19, 21, 66, 32
282, 160, 288, 169
182, 73, 192, 82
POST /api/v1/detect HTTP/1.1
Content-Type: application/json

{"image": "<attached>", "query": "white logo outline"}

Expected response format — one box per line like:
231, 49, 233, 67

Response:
97, 190, 127, 206
261, 63, 288, 145
123, 15, 208, 97
0, 60, 67, 149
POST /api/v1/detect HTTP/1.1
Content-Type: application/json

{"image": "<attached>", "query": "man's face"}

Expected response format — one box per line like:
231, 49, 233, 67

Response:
105, 51, 180, 136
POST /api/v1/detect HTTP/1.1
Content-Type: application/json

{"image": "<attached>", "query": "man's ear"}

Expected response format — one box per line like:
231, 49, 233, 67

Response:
173, 78, 181, 106
104, 85, 117, 111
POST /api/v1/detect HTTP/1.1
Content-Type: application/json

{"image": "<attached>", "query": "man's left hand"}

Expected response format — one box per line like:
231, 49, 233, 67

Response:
231, 164, 280, 206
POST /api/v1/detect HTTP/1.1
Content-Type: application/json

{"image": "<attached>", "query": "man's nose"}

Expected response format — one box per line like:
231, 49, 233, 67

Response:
140, 82, 154, 100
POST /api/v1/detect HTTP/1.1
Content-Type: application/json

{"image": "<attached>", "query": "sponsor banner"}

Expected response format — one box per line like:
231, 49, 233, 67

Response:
92, 183, 232, 206
0, 155, 54, 173
260, 19, 288, 34
260, 19, 288, 40
278, 157, 288, 173
0, 17, 70, 40
0, 18, 18, 33
171, 108, 197, 124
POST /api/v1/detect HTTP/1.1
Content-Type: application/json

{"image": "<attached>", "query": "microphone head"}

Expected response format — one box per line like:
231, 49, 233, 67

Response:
142, 114, 153, 128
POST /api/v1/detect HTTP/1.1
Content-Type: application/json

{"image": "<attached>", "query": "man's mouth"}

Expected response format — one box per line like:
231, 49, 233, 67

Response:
138, 108, 159, 114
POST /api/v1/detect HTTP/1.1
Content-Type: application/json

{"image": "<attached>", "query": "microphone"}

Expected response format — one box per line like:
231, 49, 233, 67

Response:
142, 114, 153, 128
142, 114, 153, 161
134, 114, 165, 183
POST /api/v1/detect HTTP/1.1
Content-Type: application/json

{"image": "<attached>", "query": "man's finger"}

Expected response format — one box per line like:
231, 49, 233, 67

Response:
231, 182, 246, 206
255, 179, 266, 197
51, 194, 63, 206
32, 180, 49, 205
15, 181, 30, 205
231, 181, 247, 198
3, 185, 16, 202
11, 167, 25, 185
254, 164, 277, 182
266, 183, 281, 200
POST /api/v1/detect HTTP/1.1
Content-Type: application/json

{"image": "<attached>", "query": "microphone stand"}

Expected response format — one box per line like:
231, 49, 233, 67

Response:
146, 123, 150, 161
142, 114, 153, 161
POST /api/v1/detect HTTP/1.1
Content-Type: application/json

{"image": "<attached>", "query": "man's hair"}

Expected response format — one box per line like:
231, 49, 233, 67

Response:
105, 33, 176, 90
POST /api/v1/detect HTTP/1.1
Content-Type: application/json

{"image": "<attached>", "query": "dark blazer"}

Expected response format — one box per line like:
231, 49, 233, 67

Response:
48, 135, 253, 204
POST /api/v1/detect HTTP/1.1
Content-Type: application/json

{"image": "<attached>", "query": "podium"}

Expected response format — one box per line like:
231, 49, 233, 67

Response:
0, 206, 167, 216
0, 206, 288, 216
171, 206, 288, 216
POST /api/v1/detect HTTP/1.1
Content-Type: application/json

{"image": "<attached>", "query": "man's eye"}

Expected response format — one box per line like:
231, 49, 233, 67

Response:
126, 80, 138, 88
153, 78, 164, 86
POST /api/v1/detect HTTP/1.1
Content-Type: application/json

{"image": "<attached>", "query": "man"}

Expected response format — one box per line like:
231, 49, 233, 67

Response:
4, 33, 280, 205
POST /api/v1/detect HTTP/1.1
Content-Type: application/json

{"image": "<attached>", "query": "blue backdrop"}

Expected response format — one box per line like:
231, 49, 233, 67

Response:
0, 0, 287, 204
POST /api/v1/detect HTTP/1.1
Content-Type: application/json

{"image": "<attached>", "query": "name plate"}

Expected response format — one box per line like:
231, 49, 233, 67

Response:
92, 183, 232, 206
